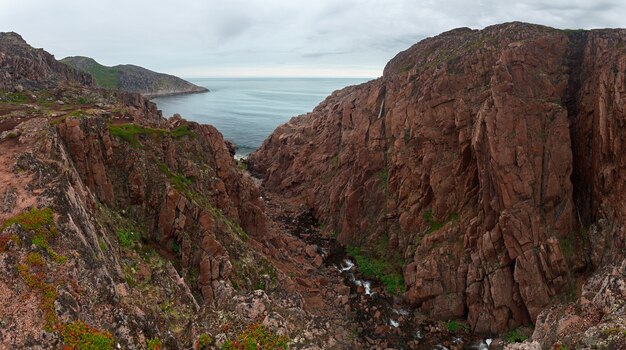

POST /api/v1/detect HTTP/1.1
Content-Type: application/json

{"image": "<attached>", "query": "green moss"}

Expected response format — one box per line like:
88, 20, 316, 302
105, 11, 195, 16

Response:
108, 123, 193, 147
17, 263, 59, 331
67, 110, 86, 118
0, 233, 20, 252
0, 91, 29, 104
117, 229, 140, 248
446, 320, 468, 333
404, 129, 411, 144
230, 255, 277, 292
237, 159, 248, 171
62, 320, 115, 350
146, 338, 163, 350
1, 207, 55, 233
98, 238, 108, 252
172, 241, 181, 255
376, 168, 388, 186
158, 163, 193, 191
346, 246, 405, 294
26, 252, 45, 267
196, 333, 214, 349
108, 123, 168, 148
505, 328, 528, 343
221, 322, 289, 350
170, 124, 193, 138
2, 208, 66, 263
423, 210, 459, 235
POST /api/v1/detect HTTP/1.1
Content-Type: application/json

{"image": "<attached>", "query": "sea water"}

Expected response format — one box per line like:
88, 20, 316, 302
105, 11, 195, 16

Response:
153, 77, 370, 157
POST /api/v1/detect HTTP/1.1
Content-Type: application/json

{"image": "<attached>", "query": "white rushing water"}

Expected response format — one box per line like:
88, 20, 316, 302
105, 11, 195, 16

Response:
339, 259, 354, 272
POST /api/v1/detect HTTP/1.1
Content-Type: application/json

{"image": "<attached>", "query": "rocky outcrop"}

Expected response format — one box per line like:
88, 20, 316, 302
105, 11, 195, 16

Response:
61, 56, 208, 98
0, 32, 94, 90
56, 112, 267, 304
250, 22, 626, 333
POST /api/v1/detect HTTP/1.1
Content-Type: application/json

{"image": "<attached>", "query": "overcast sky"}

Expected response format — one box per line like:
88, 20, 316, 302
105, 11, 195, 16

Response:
1, 0, 625, 78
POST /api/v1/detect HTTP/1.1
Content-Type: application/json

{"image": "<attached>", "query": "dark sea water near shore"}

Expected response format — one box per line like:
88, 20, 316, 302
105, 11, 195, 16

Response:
153, 77, 370, 157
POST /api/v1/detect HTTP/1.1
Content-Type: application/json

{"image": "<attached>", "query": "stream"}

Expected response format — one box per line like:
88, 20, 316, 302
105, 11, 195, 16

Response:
290, 209, 493, 350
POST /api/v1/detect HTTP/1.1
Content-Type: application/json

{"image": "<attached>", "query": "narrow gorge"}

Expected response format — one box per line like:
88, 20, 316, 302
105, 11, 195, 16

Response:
1, 22, 625, 350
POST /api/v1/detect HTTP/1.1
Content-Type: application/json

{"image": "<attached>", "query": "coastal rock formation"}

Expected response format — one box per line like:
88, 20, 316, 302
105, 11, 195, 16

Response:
250, 22, 626, 334
0, 32, 93, 90
1, 31, 400, 350
61, 56, 208, 98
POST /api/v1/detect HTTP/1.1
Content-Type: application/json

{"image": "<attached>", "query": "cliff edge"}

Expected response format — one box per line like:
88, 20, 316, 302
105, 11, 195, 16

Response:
250, 22, 626, 346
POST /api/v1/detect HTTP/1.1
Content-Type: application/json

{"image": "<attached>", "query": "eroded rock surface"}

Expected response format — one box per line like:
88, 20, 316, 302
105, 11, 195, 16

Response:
250, 22, 626, 333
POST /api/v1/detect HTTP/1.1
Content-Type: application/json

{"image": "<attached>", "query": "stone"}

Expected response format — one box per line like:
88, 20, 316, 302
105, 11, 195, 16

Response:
249, 23, 626, 332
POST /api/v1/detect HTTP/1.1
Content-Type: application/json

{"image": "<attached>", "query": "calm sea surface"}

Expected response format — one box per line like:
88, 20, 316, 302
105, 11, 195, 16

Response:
153, 77, 370, 157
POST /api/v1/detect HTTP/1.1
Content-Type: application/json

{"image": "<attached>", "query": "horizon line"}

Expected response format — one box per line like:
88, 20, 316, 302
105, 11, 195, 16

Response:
178, 75, 378, 79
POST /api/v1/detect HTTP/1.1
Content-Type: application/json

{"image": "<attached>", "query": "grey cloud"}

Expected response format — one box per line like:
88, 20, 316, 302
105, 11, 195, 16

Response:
1, 0, 625, 77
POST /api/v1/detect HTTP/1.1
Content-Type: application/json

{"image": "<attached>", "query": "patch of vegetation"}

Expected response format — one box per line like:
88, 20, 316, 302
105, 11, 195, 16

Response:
170, 124, 193, 138
98, 238, 108, 251
559, 226, 591, 264
505, 328, 528, 343
26, 251, 45, 266
404, 129, 411, 144
146, 338, 163, 350
346, 246, 405, 294
331, 154, 340, 168
66, 110, 88, 118
423, 210, 459, 235
73, 62, 120, 90
562, 28, 585, 36
172, 241, 181, 255
237, 159, 248, 171
221, 322, 289, 350
62, 320, 115, 350
446, 320, 468, 333
0, 233, 20, 252
1, 207, 55, 233
559, 235, 575, 259
108, 123, 193, 147
1, 208, 66, 263
552, 344, 568, 350
603, 327, 626, 339
196, 333, 214, 349
230, 255, 277, 291
376, 168, 389, 186
0, 91, 29, 104
117, 229, 140, 248
158, 163, 193, 191
17, 263, 59, 331
108, 123, 168, 147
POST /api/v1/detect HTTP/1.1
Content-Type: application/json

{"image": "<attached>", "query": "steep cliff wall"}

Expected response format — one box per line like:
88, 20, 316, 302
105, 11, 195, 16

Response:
250, 22, 626, 333
0, 32, 93, 90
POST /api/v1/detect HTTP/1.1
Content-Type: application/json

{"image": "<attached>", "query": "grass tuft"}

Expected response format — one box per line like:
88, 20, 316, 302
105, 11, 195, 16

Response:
346, 246, 405, 294
505, 328, 528, 343
108, 123, 193, 148
62, 320, 115, 350
146, 338, 163, 350
221, 322, 289, 350
117, 229, 140, 248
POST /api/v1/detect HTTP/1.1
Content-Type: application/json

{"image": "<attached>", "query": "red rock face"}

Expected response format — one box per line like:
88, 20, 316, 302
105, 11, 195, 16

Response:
249, 23, 626, 332
0, 32, 94, 90
58, 111, 267, 305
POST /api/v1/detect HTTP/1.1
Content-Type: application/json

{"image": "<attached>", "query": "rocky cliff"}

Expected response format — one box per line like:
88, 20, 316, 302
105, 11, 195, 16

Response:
0, 32, 94, 90
250, 21, 626, 341
61, 56, 208, 98
0, 33, 364, 349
